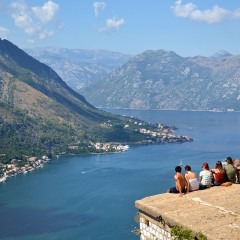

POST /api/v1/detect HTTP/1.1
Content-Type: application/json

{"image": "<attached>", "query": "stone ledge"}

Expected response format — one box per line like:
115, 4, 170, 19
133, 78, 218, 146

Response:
135, 184, 240, 240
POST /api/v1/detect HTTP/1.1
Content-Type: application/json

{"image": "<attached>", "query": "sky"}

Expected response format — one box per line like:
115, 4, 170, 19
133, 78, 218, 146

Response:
0, 0, 240, 57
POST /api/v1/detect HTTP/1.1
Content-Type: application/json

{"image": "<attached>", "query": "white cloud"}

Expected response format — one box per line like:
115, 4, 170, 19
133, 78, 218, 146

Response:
11, 1, 35, 34
10, 0, 60, 41
0, 27, 10, 39
171, 0, 230, 24
233, 9, 240, 19
93, 2, 106, 17
106, 17, 125, 29
38, 29, 54, 39
99, 17, 125, 32
32, 0, 59, 23
172, 0, 195, 18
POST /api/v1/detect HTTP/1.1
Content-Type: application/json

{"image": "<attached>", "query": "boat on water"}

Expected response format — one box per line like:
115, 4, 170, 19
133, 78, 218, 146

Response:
0, 176, 7, 183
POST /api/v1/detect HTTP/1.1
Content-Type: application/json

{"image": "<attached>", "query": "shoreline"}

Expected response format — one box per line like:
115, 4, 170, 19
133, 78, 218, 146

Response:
0, 136, 194, 183
99, 107, 240, 113
0, 156, 50, 183
0, 120, 194, 183
0, 145, 130, 183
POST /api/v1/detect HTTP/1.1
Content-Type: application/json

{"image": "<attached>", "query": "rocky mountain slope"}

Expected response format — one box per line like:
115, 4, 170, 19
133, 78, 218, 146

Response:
0, 39, 158, 160
83, 49, 240, 111
25, 47, 132, 92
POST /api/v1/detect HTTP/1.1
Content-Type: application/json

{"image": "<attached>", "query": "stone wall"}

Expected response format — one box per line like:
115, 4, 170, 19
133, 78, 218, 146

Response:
135, 184, 240, 240
138, 211, 172, 240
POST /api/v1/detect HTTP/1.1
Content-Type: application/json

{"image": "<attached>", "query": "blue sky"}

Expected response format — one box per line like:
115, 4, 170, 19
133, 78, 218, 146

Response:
1, 0, 240, 56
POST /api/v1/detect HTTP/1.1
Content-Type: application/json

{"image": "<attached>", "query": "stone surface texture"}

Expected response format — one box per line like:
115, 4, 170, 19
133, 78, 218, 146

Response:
135, 184, 240, 240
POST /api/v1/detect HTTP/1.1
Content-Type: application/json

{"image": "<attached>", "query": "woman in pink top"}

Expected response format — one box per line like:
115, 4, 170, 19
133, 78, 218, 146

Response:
211, 161, 226, 186
185, 165, 199, 193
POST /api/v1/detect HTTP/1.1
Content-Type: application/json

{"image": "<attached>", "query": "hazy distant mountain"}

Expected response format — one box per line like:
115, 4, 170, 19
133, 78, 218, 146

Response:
211, 50, 232, 58
25, 47, 132, 91
83, 49, 240, 111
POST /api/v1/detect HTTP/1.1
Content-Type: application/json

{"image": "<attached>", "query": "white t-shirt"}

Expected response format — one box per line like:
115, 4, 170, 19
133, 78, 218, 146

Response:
199, 170, 212, 187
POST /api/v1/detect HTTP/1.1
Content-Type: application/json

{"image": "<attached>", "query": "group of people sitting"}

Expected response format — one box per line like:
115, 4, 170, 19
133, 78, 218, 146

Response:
167, 156, 240, 197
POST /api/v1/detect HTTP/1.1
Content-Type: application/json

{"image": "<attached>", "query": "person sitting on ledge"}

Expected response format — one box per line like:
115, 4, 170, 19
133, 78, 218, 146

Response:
167, 166, 186, 197
184, 165, 199, 193
199, 162, 213, 189
224, 157, 237, 183
211, 161, 226, 186
234, 159, 240, 183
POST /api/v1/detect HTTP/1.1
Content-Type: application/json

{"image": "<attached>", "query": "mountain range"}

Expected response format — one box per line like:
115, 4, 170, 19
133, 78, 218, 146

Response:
26, 47, 240, 111
25, 47, 131, 92
82, 49, 240, 111
0, 39, 156, 161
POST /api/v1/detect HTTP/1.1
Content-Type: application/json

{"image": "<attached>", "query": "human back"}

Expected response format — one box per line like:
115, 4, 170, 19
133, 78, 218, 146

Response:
211, 161, 226, 186
167, 166, 187, 197
225, 157, 237, 183
175, 171, 186, 191
185, 165, 199, 192
199, 162, 212, 188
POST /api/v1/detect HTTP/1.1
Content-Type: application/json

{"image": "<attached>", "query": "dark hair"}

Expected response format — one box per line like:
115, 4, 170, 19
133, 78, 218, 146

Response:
185, 165, 191, 171
215, 161, 223, 170
226, 157, 233, 164
204, 165, 209, 170
175, 166, 182, 173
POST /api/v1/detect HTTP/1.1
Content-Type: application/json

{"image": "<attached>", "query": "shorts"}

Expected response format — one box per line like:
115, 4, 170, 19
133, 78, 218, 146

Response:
213, 181, 221, 186
199, 184, 211, 190
169, 187, 185, 194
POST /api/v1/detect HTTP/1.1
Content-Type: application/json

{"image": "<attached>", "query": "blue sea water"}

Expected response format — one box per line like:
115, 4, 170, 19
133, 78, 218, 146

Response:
0, 109, 240, 240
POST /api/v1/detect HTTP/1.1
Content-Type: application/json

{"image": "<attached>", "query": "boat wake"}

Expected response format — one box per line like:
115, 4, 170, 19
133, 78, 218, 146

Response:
81, 168, 99, 174
179, 159, 183, 167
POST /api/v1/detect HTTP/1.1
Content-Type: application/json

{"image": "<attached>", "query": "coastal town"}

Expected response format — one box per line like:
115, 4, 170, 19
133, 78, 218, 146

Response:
139, 125, 193, 144
0, 143, 130, 183
0, 122, 193, 183
0, 155, 50, 183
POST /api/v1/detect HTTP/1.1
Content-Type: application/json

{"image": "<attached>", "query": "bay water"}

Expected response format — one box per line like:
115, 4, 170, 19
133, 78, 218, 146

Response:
0, 109, 240, 240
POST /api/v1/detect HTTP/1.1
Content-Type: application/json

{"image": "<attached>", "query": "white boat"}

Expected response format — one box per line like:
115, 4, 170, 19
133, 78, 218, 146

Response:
0, 176, 7, 183
121, 145, 129, 151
